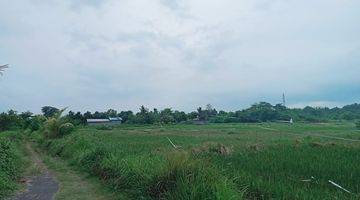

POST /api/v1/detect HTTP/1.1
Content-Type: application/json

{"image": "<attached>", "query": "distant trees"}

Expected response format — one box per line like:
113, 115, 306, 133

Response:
196, 104, 217, 121
44, 103, 360, 125
135, 105, 155, 124
1, 102, 360, 132
118, 111, 133, 123
0, 110, 23, 131
41, 106, 60, 118
160, 108, 175, 124
106, 109, 117, 117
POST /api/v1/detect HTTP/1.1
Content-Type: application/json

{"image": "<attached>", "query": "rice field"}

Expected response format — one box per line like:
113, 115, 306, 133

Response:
38, 122, 360, 199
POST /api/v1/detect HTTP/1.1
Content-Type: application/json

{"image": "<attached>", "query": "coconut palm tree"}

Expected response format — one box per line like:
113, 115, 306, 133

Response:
0, 64, 9, 75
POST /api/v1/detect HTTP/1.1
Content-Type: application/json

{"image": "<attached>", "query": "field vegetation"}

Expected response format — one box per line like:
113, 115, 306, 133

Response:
0, 131, 27, 199
33, 122, 360, 199
1, 103, 360, 199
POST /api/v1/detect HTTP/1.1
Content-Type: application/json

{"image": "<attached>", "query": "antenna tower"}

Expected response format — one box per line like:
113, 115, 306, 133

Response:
282, 93, 286, 107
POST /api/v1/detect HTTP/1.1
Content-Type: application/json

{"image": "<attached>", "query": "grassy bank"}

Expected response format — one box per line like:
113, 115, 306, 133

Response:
35, 123, 360, 199
0, 131, 27, 199
33, 145, 117, 200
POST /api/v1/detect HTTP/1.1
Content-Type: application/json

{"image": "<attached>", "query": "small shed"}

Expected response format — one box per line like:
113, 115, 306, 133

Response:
87, 117, 122, 126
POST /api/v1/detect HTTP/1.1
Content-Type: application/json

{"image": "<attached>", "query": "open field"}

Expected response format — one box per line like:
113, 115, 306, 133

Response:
36, 122, 360, 199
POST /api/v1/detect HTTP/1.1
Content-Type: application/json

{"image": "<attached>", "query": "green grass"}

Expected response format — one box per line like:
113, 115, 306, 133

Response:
36, 122, 360, 199
0, 131, 28, 199
35, 146, 118, 200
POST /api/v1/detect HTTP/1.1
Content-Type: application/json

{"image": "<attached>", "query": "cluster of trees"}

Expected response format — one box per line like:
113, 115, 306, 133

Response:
1, 102, 360, 132
0, 110, 45, 132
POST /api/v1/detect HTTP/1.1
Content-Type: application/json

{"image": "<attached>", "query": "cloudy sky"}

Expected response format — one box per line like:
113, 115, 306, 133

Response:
0, 0, 359, 113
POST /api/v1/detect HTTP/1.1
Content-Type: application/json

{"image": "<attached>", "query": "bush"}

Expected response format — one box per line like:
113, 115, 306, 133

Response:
0, 139, 21, 198
0, 111, 23, 132
59, 123, 75, 136
44, 118, 60, 138
28, 115, 46, 132
44, 108, 74, 138
149, 151, 240, 199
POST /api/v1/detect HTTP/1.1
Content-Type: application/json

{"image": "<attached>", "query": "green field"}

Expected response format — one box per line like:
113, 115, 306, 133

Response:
35, 122, 360, 199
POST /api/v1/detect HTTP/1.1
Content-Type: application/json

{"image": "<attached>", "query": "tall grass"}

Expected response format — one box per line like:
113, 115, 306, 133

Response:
37, 132, 243, 199
211, 143, 360, 199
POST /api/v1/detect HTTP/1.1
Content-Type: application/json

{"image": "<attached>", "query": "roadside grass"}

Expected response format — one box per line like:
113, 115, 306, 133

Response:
35, 146, 118, 200
0, 131, 28, 199
35, 122, 360, 199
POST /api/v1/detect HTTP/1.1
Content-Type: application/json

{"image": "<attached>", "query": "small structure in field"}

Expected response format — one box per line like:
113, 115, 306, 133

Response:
87, 117, 122, 126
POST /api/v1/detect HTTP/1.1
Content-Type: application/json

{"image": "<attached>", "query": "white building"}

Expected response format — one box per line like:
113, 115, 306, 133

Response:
86, 117, 122, 125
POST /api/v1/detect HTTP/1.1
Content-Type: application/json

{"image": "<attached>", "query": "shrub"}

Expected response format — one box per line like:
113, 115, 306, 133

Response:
0, 111, 23, 132
44, 118, 61, 138
28, 115, 46, 132
0, 139, 21, 199
149, 151, 240, 199
59, 123, 75, 136
44, 108, 74, 138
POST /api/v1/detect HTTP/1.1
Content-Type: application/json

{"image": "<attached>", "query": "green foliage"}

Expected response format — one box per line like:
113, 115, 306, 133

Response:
0, 110, 23, 131
0, 138, 22, 199
39, 128, 243, 199
29, 115, 46, 132
149, 151, 239, 200
36, 123, 360, 199
44, 108, 74, 138
41, 106, 60, 118
2, 102, 360, 133
59, 123, 75, 136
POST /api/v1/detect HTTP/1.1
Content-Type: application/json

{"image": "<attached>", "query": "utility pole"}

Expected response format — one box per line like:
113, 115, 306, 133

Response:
282, 93, 286, 107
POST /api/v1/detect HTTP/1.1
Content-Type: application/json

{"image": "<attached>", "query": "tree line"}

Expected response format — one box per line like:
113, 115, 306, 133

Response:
1, 102, 360, 132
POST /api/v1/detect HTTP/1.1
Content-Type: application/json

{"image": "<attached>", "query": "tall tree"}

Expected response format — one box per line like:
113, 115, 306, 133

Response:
41, 106, 60, 118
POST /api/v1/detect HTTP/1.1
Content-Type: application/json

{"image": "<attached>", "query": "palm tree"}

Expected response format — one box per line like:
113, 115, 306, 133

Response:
0, 64, 9, 75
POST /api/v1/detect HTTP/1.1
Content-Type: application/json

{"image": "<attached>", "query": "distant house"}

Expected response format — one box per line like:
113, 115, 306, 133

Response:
87, 117, 122, 126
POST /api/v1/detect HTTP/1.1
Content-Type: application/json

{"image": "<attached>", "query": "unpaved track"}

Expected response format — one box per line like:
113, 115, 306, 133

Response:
13, 143, 59, 200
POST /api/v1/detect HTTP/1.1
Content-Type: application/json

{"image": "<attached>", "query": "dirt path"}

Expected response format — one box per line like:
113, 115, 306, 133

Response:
13, 143, 59, 200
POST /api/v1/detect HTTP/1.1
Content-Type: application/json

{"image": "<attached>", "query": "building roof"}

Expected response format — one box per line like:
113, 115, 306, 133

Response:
86, 117, 122, 123
109, 117, 122, 121
87, 119, 110, 123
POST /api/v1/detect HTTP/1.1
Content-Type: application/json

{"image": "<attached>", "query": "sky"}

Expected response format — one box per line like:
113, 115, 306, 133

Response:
0, 0, 359, 113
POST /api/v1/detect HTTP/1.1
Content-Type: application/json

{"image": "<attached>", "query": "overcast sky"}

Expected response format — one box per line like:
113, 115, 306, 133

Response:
0, 0, 359, 113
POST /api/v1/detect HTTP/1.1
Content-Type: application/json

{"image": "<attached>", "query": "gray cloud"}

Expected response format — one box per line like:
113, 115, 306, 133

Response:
0, 0, 359, 113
